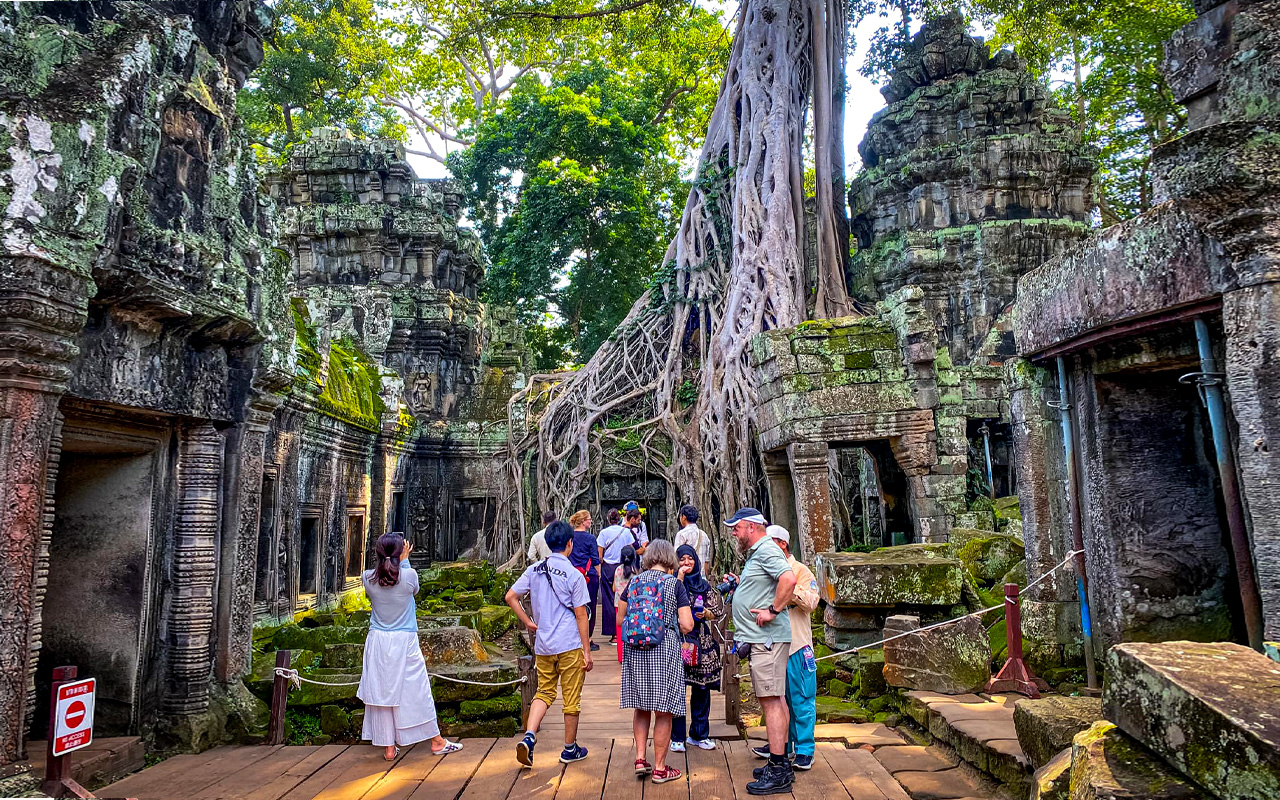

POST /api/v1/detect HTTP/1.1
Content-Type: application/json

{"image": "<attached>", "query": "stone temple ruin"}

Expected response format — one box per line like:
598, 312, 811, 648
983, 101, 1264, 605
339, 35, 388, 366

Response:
1, 1, 1279, 798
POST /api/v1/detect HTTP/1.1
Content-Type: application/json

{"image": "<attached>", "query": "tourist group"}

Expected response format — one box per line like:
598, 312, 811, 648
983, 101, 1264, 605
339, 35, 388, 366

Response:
349, 502, 819, 796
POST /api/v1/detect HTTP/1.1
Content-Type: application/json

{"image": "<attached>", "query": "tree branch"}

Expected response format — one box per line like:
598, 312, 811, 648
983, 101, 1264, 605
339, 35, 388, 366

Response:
487, 0, 662, 22
383, 98, 474, 145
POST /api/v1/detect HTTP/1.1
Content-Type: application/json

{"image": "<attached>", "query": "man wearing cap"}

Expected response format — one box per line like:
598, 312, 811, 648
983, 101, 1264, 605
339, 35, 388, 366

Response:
623, 500, 649, 542
766, 525, 820, 770
722, 508, 797, 795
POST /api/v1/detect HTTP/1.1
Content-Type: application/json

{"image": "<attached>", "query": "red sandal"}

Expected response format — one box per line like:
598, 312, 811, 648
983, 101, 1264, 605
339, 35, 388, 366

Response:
634, 759, 653, 777
652, 766, 683, 784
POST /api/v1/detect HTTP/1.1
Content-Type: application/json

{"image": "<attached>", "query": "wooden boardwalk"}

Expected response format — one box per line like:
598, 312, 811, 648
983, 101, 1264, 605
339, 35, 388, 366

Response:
96, 634, 957, 799
96, 738, 915, 800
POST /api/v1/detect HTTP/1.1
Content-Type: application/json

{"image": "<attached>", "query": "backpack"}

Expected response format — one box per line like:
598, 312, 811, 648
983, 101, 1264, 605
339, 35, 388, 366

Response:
621, 572, 673, 650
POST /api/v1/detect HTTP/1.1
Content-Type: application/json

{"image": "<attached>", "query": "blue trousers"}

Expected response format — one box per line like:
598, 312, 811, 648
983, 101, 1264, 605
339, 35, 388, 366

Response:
671, 684, 714, 742
786, 646, 817, 756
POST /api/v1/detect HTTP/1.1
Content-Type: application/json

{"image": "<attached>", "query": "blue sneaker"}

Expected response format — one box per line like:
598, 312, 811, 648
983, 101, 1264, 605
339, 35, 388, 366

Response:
559, 742, 589, 763
516, 732, 536, 767
792, 754, 814, 770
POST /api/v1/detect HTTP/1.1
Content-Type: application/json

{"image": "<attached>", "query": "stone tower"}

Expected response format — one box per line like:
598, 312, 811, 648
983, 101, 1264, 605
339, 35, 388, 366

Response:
849, 13, 1097, 364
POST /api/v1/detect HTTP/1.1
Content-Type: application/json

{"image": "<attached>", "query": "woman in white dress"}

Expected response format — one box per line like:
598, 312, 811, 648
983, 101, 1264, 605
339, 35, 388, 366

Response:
359, 533, 463, 760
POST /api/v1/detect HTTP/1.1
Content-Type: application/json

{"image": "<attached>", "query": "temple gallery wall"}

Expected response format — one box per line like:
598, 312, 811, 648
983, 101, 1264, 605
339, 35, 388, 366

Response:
0, 0, 1277, 786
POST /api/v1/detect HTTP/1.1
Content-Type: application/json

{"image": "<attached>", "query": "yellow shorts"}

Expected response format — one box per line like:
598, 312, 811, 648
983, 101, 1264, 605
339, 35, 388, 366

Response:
534, 649, 586, 715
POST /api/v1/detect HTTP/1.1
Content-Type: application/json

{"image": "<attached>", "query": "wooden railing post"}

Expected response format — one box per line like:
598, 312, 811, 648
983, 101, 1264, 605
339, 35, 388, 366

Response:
518, 655, 536, 729
722, 649, 741, 728
268, 650, 291, 745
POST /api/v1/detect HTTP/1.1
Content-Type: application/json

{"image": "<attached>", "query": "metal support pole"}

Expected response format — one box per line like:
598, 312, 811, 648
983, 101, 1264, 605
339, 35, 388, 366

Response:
1055, 356, 1099, 693
1189, 317, 1265, 652
979, 422, 995, 498
986, 583, 1049, 698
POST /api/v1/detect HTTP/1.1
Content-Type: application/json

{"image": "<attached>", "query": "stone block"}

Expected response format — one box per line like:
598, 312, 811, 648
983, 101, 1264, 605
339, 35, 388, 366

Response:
419, 625, 489, 665
1068, 721, 1210, 800
479, 605, 516, 640
956, 533, 1025, 585
453, 589, 485, 611
458, 692, 520, 719
1013, 695, 1104, 768
1030, 747, 1071, 800
816, 545, 963, 606
322, 643, 365, 669
320, 705, 351, 737
430, 662, 519, 704
815, 695, 871, 723
824, 605, 881, 630
272, 624, 367, 652
883, 614, 991, 694
992, 495, 1021, 522
825, 625, 887, 652
1104, 641, 1280, 800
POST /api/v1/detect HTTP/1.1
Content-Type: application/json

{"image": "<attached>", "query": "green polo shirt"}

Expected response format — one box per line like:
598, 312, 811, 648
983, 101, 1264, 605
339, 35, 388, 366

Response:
731, 537, 793, 645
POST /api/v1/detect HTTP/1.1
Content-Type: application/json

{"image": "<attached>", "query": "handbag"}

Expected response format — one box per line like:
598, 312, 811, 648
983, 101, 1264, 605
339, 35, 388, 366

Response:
681, 639, 699, 667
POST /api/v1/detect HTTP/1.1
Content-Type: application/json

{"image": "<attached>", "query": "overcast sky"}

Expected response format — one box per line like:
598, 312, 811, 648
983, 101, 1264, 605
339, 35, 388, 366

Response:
403, 10, 916, 180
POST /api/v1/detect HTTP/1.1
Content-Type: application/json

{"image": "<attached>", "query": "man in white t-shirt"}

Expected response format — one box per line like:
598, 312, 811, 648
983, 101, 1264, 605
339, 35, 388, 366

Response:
526, 510, 557, 562
672, 504, 712, 575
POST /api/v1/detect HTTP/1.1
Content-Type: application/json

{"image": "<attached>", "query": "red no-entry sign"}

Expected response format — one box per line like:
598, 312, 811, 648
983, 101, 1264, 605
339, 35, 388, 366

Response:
52, 678, 95, 757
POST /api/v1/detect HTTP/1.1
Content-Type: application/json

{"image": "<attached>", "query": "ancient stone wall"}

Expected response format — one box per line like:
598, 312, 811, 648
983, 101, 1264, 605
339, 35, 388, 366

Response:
0, 0, 279, 763
1011, 0, 1280, 650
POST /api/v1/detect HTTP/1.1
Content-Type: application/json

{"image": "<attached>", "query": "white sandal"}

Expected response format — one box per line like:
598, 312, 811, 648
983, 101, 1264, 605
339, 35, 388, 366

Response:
384, 746, 400, 761
433, 740, 464, 756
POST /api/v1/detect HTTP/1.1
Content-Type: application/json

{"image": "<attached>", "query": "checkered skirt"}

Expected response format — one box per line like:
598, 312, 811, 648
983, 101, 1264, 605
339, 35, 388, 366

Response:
619, 571, 686, 715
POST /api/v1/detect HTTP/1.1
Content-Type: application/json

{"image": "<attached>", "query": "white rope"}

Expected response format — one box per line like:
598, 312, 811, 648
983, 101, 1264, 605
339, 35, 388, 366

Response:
731, 546, 1086, 679
272, 667, 528, 689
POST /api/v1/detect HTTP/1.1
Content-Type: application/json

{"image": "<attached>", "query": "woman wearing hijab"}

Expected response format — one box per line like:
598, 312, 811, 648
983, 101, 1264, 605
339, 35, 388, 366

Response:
359, 533, 462, 760
669, 543, 725, 751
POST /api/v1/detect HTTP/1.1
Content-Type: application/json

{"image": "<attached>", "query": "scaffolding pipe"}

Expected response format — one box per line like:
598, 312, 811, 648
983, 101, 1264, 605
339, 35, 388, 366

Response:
1191, 317, 1265, 652
980, 422, 995, 498
1055, 356, 1099, 692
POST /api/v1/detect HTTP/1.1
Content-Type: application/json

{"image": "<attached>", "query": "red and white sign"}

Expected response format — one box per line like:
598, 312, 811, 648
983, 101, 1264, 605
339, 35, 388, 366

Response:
52, 678, 95, 757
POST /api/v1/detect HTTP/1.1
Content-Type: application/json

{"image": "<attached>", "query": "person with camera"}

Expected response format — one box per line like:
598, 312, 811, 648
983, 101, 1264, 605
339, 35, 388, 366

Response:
766, 525, 820, 771
721, 508, 797, 795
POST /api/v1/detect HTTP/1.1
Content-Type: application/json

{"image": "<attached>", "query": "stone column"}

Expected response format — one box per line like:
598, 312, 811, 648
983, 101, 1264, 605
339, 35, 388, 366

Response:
24, 412, 63, 738
0, 259, 87, 764
1224, 282, 1280, 640
216, 386, 285, 683
763, 449, 798, 536
166, 423, 225, 713
788, 441, 834, 559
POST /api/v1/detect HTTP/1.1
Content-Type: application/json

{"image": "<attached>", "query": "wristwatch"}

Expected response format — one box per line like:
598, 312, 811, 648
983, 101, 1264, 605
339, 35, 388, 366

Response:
767, 604, 781, 616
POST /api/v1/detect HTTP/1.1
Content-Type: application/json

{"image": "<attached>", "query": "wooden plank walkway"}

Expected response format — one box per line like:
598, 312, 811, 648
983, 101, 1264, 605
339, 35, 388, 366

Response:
98, 737, 916, 800
97, 634, 952, 799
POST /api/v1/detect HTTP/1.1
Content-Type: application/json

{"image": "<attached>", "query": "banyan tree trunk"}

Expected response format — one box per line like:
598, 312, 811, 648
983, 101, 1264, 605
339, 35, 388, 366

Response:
501, 0, 852, 555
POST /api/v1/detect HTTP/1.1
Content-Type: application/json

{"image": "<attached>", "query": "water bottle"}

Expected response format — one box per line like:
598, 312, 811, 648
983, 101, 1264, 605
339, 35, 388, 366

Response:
694, 594, 704, 615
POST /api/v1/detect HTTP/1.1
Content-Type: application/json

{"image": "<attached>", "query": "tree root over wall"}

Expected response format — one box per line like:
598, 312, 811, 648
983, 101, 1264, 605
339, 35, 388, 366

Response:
498, 0, 855, 561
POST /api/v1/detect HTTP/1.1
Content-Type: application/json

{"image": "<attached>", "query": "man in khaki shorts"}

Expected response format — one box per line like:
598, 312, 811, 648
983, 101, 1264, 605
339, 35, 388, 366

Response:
722, 508, 797, 795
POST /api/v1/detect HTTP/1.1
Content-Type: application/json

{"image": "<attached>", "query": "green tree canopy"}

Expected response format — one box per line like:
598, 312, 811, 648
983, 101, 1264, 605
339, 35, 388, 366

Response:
449, 66, 686, 368
238, 0, 410, 158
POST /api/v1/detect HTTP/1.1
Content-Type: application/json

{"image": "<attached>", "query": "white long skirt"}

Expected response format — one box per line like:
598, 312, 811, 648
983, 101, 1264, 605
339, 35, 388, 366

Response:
358, 629, 440, 747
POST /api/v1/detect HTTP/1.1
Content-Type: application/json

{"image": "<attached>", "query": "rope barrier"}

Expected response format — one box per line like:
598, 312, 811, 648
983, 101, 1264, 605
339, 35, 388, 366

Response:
272, 667, 528, 689
732, 547, 1086, 679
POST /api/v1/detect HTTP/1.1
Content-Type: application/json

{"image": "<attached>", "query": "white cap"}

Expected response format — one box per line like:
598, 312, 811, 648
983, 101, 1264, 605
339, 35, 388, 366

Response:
766, 524, 791, 544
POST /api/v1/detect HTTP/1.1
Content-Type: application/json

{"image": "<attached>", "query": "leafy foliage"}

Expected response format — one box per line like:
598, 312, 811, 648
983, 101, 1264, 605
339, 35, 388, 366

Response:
238, 0, 409, 159
450, 67, 686, 367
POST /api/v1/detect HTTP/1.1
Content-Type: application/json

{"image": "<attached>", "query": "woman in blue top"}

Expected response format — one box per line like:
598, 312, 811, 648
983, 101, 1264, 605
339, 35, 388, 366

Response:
358, 533, 462, 760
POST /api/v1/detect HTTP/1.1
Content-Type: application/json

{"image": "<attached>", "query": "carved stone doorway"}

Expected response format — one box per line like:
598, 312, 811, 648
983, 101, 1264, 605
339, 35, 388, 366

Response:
33, 419, 163, 740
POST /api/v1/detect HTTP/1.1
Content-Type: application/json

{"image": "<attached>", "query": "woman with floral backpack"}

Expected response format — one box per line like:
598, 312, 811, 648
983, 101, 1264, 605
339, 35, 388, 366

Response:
616, 540, 695, 783
670, 544, 725, 752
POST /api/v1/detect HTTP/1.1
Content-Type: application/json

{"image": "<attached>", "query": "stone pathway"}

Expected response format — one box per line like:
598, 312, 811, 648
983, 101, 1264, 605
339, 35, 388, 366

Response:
896, 691, 1032, 798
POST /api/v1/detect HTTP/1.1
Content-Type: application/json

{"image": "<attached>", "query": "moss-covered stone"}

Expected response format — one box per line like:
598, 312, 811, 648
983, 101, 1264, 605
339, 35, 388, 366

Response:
956, 534, 1026, 585
287, 670, 362, 707
459, 693, 521, 719
419, 626, 489, 665
320, 705, 352, 737
1014, 696, 1104, 769
453, 590, 485, 611
817, 544, 963, 606
479, 605, 516, 640
322, 643, 364, 669
815, 696, 871, 724
1068, 721, 1209, 800
992, 495, 1022, 523
272, 624, 367, 652
826, 679, 853, 698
